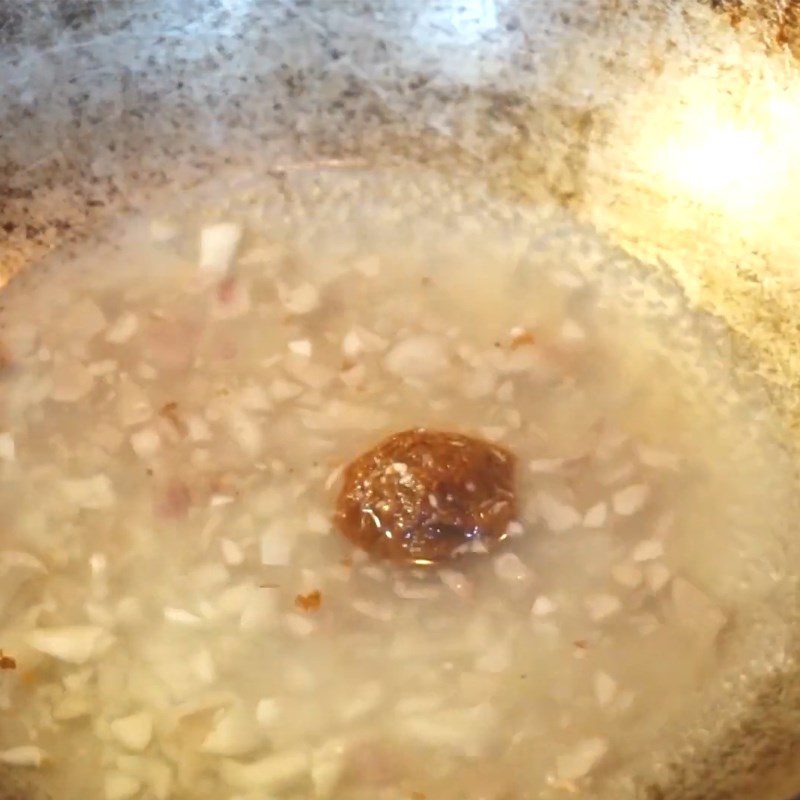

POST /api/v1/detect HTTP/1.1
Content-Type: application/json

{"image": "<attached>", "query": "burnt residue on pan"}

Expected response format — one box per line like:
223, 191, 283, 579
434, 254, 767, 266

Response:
708, 0, 800, 57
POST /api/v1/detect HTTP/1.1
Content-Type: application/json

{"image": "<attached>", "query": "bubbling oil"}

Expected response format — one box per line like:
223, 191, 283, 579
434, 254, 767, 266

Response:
0, 172, 794, 800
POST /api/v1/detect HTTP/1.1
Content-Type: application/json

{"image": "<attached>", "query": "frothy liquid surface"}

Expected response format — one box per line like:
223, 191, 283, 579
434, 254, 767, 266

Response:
0, 174, 794, 800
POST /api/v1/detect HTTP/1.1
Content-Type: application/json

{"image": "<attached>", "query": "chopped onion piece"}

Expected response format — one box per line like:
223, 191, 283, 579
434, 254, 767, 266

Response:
61, 474, 115, 510
632, 612, 660, 636
164, 608, 204, 627
116, 597, 145, 626
240, 589, 279, 631
306, 510, 330, 535
594, 672, 618, 706
583, 502, 607, 528
106, 312, 139, 344
398, 705, 498, 757
27, 626, 113, 664
202, 705, 264, 756
260, 525, 293, 566
285, 359, 337, 391
289, 339, 313, 358
278, 282, 320, 315
180, 414, 208, 443
0, 550, 47, 574
493, 552, 532, 583
86, 601, 114, 626
385, 335, 449, 379
528, 457, 568, 475
637, 444, 680, 470
0, 745, 47, 767
352, 599, 394, 622
219, 749, 310, 791
394, 581, 440, 600
89, 359, 118, 377
395, 695, 444, 716
644, 562, 671, 592
339, 680, 383, 722
192, 559, 227, 591
191, 648, 217, 684
220, 538, 245, 566
256, 697, 281, 729
356, 326, 389, 352
53, 693, 92, 721
199, 222, 242, 275
585, 594, 622, 621
612, 484, 650, 516
303, 400, 388, 431
104, 771, 141, 800
4, 321, 37, 358
90, 552, 107, 577
631, 539, 664, 562
240, 384, 271, 411
340, 361, 366, 388
0, 432, 15, 462
51, 360, 94, 402
114, 758, 172, 800
226, 408, 263, 457
166, 691, 235, 728
463, 367, 496, 399
129, 427, 161, 460
63, 669, 93, 693
149, 218, 178, 242
475, 641, 511, 673
64, 298, 107, 341
342, 330, 364, 358
560, 319, 586, 343
284, 613, 316, 637
611, 562, 643, 589
556, 738, 608, 780
354, 254, 381, 277
110, 712, 153, 752
536, 492, 582, 532
531, 596, 557, 617
217, 583, 255, 617
117, 379, 152, 427
439, 569, 472, 599
312, 739, 347, 799
670, 578, 727, 639
496, 380, 514, 403
270, 378, 303, 402
553, 270, 585, 289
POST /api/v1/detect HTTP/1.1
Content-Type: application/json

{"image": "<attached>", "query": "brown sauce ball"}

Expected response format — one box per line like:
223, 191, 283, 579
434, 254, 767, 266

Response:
335, 429, 517, 565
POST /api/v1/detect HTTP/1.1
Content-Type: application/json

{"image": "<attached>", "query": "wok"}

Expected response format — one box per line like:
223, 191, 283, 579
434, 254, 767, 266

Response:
1, 1, 800, 798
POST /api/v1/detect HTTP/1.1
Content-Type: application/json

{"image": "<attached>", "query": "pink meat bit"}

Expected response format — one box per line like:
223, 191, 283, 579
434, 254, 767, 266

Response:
216, 276, 237, 304
212, 276, 251, 321
154, 478, 192, 520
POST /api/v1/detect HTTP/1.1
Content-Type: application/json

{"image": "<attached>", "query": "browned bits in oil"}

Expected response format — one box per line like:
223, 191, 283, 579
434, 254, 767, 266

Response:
160, 401, 187, 436
0, 341, 12, 372
295, 590, 322, 612
335, 429, 517, 566
509, 328, 536, 349
0, 650, 17, 670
